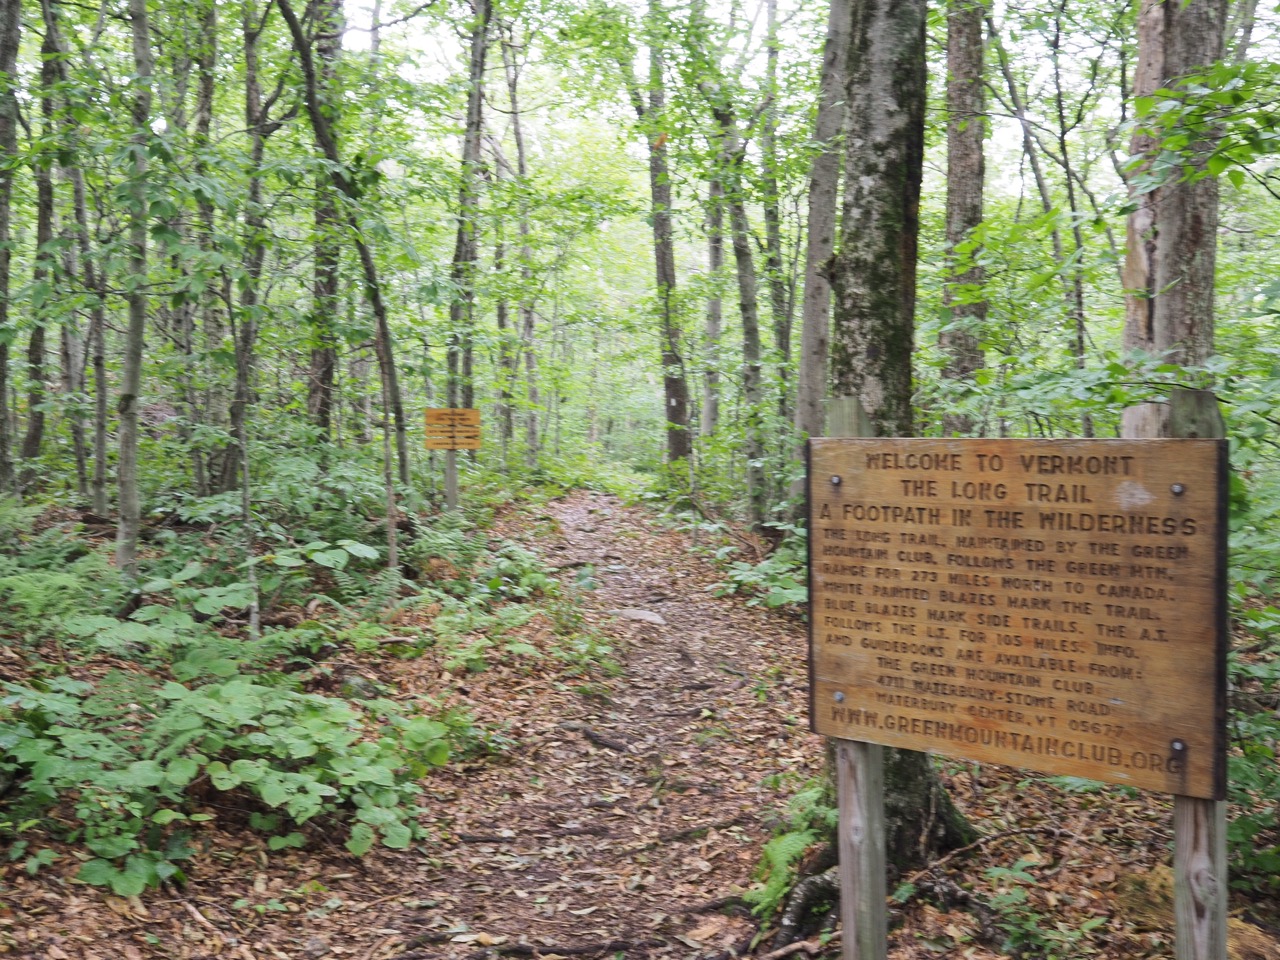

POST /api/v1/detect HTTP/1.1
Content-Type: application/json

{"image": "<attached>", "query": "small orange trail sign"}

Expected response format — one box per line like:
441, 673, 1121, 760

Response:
808, 437, 1226, 799
424, 408, 481, 450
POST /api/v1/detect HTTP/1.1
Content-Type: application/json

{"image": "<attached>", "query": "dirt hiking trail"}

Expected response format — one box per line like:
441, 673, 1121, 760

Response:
398, 491, 824, 958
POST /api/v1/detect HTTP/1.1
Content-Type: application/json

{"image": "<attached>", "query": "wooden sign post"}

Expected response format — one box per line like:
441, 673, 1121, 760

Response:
425, 408, 481, 510
826, 397, 886, 960
808, 425, 1227, 958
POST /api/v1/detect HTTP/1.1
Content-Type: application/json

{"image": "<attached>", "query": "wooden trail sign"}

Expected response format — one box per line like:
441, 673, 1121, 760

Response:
808, 437, 1227, 799
424, 408, 482, 451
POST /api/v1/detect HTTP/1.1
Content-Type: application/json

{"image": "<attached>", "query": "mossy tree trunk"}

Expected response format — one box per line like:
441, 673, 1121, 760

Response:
828, 0, 975, 875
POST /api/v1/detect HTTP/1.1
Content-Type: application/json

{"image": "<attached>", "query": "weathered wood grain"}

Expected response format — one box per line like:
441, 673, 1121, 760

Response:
809, 437, 1226, 799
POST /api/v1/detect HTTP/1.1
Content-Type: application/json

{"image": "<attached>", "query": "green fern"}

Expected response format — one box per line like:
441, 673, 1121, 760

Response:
744, 829, 818, 918
743, 780, 838, 920
0, 547, 118, 643
0, 497, 40, 550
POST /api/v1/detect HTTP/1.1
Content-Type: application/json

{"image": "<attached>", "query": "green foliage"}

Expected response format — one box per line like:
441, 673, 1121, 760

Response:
431, 595, 540, 674
403, 513, 557, 605
983, 859, 1106, 959
747, 829, 818, 921
0, 497, 40, 550
477, 542, 559, 602
1227, 648, 1280, 894
1132, 60, 1280, 191
402, 514, 489, 588
744, 780, 837, 921
0, 550, 120, 642
0, 671, 453, 893
712, 523, 808, 609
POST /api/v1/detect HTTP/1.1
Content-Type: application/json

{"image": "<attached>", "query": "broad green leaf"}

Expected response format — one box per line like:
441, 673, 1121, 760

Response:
338, 540, 379, 559
402, 718, 448, 745
310, 550, 349, 569
171, 561, 204, 582
207, 761, 241, 791
77, 859, 119, 887
381, 822, 413, 849
110, 864, 150, 897
424, 741, 450, 767
258, 775, 291, 808
86, 834, 137, 859
229, 759, 266, 783
345, 823, 375, 856
126, 760, 166, 787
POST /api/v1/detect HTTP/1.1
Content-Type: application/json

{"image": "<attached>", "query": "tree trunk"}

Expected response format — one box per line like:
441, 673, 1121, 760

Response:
189, 0, 216, 495
729, 193, 766, 528
1050, 1, 1093, 437
116, 0, 155, 572
651, 32, 691, 463
830, 0, 925, 438
449, 0, 487, 416
308, 0, 341, 438
61, 147, 111, 514
447, 0, 490, 424
627, 0, 692, 466
493, 227, 516, 465
220, 1, 270, 497
762, 0, 792, 417
20, 31, 58, 482
57, 247, 88, 499
988, 15, 1092, 436
0, 0, 20, 492
1121, 0, 1227, 435
1122, 7, 1228, 955
828, 0, 973, 873
152, 33, 205, 494
500, 26, 540, 471
42, 0, 108, 511
792, 0, 852, 451
1226, 0, 1257, 61
940, 0, 986, 437
712, 106, 767, 528
701, 177, 723, 437
228, 20, 268, 635
352, 350, 373, 443
988, 23, 1066, 264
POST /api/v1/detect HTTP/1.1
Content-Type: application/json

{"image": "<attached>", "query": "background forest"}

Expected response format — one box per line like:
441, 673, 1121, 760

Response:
0, 0, 1279, 952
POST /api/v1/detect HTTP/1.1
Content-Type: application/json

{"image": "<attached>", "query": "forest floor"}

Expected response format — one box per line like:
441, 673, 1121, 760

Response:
4, 490, 1280, 960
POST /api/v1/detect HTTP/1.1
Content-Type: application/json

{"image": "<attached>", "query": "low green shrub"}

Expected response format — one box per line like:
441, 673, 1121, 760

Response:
0, 672, 452, 895
711, 523, 808, 609
0, 550, 120, 642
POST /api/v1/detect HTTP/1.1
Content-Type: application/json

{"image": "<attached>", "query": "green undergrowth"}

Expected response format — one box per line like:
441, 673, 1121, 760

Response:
663, 508, 809, 611
0, 483, 613, 897
745, 777, 836, 922
709, 521, 808, 610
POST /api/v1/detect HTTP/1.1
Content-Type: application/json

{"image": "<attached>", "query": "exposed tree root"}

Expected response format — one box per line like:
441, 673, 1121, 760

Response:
768, 825, 1069, 950
772, 865, 839, 950
760, 929, 841, 959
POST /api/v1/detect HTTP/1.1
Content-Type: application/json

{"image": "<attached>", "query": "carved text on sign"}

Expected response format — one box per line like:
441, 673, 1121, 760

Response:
808, 439, 1226, 799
